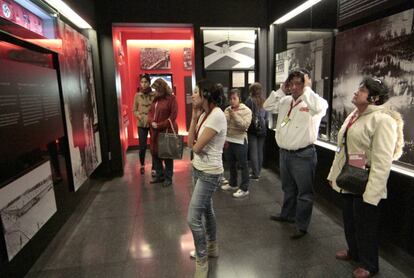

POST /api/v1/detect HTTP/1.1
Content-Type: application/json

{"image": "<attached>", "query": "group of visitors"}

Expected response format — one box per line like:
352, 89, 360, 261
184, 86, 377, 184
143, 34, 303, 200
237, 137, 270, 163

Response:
133, 71, 404, 278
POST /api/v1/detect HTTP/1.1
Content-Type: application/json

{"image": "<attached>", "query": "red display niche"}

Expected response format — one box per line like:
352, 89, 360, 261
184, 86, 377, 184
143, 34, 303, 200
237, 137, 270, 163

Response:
113, 26, 195, 150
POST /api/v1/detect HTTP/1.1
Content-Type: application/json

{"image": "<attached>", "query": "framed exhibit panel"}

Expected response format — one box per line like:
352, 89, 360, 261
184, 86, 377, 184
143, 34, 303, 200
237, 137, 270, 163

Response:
0, 161, 56, 261
183, 47, 192, 70
140, 48, 171, 70
203, 29, 256, 70
275, 37, 333, 140
332, 9, 414, 168
57, 20, 102, 191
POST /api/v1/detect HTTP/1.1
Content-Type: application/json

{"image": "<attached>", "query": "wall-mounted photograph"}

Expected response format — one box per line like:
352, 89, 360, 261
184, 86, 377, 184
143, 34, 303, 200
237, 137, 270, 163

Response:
332, 9, 414, 167
0, 161, 56, 261
58, 20, 102, 191
183, 47, 192, 70
203, 29, 255, 70
140, 48, 171, 70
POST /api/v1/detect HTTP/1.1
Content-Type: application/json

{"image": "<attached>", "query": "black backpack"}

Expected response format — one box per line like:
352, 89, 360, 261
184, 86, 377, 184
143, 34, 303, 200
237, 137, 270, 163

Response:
249, 101, 266, 135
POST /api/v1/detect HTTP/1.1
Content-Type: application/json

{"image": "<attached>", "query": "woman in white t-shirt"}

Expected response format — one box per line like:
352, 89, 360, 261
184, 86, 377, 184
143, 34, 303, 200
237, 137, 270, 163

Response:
187, 80, 227, 278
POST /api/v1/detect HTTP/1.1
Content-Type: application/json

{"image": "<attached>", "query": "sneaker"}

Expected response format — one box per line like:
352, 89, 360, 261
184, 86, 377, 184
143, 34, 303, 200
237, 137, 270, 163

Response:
221, 184, 237, 191
221, 177, 229, 185
233, 189, 249, 198
151, 170, 156, 177
249, 174, 259, 180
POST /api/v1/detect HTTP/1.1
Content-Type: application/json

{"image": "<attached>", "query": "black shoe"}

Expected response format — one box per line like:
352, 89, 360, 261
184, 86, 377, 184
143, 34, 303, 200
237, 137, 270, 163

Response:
150, 177, 165, 184
162, 180, 172, 187
249, 174, 259, 180
270, 215, 295, 223
290, 229, 307, 239
140, 166, 145, 175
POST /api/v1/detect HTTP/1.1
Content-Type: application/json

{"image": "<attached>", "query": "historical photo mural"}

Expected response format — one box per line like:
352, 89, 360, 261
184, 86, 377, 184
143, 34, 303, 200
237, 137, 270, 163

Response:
140, 48, 171, 70
58, 20, 102, 191
332, 9, 414, 166
0, 161, 56, 261
203, 29, 255, 70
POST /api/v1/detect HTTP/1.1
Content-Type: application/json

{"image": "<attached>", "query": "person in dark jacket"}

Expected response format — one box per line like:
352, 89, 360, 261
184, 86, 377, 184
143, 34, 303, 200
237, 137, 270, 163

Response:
147, 78, 178, 187
245, 82, 267, 180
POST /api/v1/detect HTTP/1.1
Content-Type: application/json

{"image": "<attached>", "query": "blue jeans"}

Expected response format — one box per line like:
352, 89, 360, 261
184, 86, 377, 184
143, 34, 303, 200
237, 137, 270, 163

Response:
226, 141, 250, 191
279, 146, 317, 231
153, 155, 173, 181
187, 168, 222, 258
248, 133, 265, 177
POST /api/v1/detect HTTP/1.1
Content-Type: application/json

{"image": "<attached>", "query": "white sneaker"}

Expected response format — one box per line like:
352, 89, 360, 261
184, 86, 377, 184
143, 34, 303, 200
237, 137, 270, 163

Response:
221, 177, 229, 185
190, 250, 196, 259
221, 184, 237, 191
233, 189, 249, 198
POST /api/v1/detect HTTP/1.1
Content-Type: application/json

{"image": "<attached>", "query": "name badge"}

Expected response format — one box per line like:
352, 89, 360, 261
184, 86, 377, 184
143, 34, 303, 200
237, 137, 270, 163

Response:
280, 116, 290, 128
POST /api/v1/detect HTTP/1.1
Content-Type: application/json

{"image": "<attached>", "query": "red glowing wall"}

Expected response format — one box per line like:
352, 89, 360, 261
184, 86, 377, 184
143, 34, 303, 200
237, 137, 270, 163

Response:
113, 26, 194, 149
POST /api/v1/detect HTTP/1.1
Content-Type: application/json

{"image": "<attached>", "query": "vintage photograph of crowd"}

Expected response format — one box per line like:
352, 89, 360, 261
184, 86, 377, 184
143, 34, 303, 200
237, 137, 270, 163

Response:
140, 48, 171, 70
332, 9, 414, 166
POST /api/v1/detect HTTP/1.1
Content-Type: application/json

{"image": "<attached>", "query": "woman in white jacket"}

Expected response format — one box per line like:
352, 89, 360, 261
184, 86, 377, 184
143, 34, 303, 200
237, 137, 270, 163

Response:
327, 77, 404, 278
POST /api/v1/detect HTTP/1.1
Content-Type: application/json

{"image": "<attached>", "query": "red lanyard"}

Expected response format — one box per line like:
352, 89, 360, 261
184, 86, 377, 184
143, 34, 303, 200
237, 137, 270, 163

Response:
195, 111, 211, 141
346, 112, 359, 131
287, 99, 302, 117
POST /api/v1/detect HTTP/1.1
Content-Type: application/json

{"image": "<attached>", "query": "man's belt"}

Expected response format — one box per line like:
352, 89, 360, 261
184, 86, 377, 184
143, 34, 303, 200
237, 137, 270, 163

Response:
281, 144, 314, 153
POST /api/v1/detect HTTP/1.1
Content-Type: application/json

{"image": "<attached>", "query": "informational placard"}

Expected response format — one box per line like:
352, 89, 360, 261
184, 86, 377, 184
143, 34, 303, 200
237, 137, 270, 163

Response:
232, 71, 245, 87
338, 0, 407, 27
0, 58, 64, 186
0, 161, 56, 261
0, 0, 44, 36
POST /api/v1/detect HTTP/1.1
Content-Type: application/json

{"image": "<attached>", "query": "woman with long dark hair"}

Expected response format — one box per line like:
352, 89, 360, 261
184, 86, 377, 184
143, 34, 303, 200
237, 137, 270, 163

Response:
245, 82, 267, 180
133, 74, 155, 175
187, 80, 227, 278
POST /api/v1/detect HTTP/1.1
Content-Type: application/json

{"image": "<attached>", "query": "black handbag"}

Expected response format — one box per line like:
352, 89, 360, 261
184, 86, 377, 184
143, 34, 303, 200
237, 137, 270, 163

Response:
336, 130, 369, 195
158, 119, 184, 159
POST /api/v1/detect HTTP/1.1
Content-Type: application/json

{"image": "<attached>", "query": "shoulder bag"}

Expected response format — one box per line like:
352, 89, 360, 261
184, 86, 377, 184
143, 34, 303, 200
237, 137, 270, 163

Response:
158, 118, 184, 159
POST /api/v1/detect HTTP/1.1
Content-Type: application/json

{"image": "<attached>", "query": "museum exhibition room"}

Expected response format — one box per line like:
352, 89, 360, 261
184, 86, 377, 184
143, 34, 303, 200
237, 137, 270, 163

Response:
0, 0, 414, 277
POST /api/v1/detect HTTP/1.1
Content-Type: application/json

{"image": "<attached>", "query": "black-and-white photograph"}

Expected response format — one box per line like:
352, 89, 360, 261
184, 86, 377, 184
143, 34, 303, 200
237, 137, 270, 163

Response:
203, 29, 255, 70
58, 20, 102, 191
183, 47, 192, 70
140, 48, 171, 70
0, 161, 56, 261
332, 9, 414, 166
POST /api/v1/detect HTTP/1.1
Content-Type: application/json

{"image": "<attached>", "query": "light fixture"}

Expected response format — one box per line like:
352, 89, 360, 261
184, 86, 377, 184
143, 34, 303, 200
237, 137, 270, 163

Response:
273, 0, 323, 25
42, 0, 92, 29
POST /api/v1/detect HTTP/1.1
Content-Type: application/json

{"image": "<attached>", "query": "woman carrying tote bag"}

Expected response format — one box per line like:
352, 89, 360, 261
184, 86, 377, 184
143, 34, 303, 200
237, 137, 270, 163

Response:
147, 78, 178, 187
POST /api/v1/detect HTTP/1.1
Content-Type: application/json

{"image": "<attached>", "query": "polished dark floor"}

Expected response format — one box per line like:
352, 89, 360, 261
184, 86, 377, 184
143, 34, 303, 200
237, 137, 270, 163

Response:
26, 150, 410, 278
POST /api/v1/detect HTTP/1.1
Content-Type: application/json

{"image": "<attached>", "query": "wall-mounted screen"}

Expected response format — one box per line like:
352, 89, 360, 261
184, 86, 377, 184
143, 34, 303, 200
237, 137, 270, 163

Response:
332, 9, 414, 167
149, 73, 173, 90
